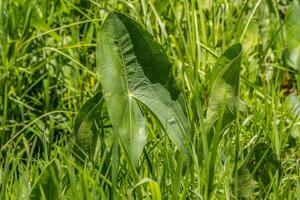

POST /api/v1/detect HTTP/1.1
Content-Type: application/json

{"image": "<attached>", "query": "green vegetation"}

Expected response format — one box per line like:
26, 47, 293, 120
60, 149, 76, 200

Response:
1, 0, 300, 199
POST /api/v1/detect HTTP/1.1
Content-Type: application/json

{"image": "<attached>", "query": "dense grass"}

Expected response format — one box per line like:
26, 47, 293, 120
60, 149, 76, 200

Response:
1, 0, 300, 199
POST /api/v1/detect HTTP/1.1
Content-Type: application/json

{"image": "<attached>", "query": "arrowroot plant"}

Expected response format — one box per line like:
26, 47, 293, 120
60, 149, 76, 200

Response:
0, 0, 299, 199
73, 12, 281, 199
74, 12, 190, 199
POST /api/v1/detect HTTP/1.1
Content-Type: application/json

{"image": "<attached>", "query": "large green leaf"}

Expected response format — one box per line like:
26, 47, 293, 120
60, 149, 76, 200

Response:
73, 92, 104, 161
206, 43, 242, 132
97, 12, 189, 165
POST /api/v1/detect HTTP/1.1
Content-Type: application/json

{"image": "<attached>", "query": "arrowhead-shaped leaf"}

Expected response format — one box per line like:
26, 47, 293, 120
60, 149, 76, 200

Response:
97, 12, 189, 165
206, 43, 242, 132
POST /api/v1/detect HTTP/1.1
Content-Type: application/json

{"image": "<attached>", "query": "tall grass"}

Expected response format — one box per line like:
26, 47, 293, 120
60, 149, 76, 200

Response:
0, 0, 300, 199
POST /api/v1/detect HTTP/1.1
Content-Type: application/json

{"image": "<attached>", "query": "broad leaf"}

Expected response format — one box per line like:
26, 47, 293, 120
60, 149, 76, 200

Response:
97, 12, 189, 165
206, 43, 242, 132
73, 92, 104, 161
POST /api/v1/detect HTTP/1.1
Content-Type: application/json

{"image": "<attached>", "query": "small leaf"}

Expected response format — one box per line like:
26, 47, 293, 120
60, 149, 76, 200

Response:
206, 43, 242, 132
73, 92, 104, 161
236, 142, 282, 198
236, 165, 257, 199
246, 142, 282, 187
